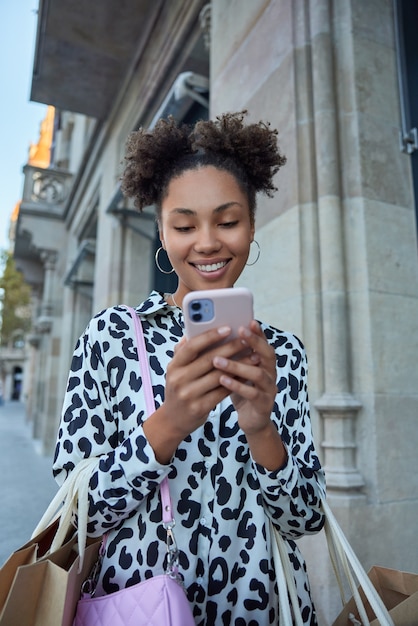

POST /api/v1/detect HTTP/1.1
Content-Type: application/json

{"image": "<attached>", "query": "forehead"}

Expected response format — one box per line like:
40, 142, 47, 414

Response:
162, 166, 248, 212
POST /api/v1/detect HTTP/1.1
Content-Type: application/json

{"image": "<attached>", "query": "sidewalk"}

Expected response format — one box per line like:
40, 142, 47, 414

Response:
0, 401, 58, 566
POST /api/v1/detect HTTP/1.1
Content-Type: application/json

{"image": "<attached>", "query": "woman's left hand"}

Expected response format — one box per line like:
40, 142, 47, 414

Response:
212, 320, 277, 435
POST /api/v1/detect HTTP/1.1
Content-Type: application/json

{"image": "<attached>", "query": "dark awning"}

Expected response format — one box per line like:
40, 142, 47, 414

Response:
31, 0, 160, 118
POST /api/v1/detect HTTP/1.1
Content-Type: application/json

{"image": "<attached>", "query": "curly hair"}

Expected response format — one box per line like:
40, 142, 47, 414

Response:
120, 111, 286, 220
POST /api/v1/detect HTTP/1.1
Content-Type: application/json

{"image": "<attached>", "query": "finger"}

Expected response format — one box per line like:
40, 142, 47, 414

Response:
173, 336, 187, 353
166, 372, 231, 422
213, 356, 267, 389
176, 336, 252, 380
238, 324, 275, 363
218, 373, 260, 399
175, 326, 232, 365
238, 324, 265, 347
250, 319, 263, 334
167, 358, 234, 404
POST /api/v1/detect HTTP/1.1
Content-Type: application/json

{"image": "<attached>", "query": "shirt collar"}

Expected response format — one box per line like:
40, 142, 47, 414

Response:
136, 290, 180, 317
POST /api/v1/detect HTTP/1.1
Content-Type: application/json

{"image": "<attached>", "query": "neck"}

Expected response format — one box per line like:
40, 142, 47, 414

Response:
165, 292, 181, 309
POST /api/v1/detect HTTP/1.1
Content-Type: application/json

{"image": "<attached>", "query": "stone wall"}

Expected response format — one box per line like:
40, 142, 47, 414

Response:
211, 0, 418, 621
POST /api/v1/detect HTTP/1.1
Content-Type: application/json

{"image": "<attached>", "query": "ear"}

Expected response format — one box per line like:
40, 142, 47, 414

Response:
250, 222, 255, 242
158, 222, 166, 249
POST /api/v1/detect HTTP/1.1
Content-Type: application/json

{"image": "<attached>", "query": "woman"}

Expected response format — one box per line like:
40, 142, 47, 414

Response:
53, 111, 326, 625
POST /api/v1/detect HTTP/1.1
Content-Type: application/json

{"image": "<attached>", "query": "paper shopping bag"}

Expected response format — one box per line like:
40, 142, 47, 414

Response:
332, 566, 418, 626
0, 520, 60, 614
369, 567, 418, 626
0, 535, 100, 626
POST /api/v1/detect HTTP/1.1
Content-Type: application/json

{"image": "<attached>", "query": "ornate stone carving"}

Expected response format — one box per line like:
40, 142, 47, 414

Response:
31, 172, 65, 204
27, 333, 42, 348
40, 250, 58, 271
21, 164, 73, 217
35, 316, 53, 334
315, 393, 365, 491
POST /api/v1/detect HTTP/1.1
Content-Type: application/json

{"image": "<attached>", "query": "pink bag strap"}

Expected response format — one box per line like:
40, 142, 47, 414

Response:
125, 306, 174, 526
81, 305, 179, 594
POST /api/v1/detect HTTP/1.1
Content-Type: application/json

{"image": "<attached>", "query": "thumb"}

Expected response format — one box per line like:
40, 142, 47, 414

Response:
174, 336, 187, 353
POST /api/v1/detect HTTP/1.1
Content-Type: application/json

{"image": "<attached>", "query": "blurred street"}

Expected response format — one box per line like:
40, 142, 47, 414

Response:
0, 401, 57, 566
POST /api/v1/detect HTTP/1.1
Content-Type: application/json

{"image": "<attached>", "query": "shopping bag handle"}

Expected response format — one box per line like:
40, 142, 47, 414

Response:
322, 499, 394, 626
31, 456, 97, 569
270, 499, 395, 626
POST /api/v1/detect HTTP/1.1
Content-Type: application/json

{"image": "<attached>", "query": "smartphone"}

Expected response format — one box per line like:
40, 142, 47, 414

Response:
183, 288, 254, 345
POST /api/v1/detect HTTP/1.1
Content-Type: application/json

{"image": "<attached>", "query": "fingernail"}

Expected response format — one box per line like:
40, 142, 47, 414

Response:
218, 326, 231, 335
241, 327, 251, 337
214, 356, 228, 367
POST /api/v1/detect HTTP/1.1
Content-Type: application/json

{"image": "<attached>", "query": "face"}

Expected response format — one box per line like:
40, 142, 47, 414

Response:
159, 166, 255, 301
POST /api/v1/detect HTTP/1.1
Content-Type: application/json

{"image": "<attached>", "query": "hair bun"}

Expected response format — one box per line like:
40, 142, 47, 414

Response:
121, 111, 286, 212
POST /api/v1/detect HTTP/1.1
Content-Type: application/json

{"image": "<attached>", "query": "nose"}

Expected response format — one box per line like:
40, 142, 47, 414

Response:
193, 227, 221, 254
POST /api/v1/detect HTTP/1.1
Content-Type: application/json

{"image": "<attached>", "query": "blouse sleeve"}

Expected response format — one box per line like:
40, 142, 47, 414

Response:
253, 327, 326, 539
52, 308, 170, 537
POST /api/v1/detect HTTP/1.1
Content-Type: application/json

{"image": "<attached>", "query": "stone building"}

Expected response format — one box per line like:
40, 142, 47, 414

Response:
13, 1, 418, 622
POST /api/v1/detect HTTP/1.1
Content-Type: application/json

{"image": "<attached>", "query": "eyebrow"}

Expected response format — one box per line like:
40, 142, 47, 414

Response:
170, 202, 243, 216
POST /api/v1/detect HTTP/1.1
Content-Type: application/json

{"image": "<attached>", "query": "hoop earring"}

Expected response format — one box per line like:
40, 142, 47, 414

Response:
155, 247, 175, 274
246, 240, 260, 266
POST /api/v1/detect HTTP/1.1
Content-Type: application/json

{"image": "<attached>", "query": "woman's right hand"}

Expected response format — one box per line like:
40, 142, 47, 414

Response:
143, 326, 255, 463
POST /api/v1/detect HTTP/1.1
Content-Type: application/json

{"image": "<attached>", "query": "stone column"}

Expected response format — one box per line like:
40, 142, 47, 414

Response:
310, 0, 364, 493
39, 250, 58, 323
25, 332, 41, 424
32, 250, 57, 441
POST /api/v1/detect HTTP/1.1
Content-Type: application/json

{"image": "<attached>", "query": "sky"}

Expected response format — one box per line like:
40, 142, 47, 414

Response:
0, 0, 48, 252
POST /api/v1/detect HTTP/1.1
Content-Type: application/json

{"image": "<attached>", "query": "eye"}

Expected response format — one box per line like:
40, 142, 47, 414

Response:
174, 226, 194, 232
220, 220, 238, 228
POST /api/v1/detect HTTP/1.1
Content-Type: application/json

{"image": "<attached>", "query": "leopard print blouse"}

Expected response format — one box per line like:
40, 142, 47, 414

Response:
53, 291, 326, 625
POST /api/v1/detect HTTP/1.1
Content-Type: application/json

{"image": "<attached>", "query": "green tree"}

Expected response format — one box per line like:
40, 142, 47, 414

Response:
0, 250, 32, 346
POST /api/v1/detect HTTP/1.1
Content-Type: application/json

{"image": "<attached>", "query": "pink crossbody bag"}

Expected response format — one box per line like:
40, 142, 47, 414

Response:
72, 306, 195, 626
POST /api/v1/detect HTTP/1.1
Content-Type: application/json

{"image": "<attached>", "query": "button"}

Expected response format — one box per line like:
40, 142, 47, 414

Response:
196, 576, 203, 585
204, 461, 210, 469
200, 517, 207, 526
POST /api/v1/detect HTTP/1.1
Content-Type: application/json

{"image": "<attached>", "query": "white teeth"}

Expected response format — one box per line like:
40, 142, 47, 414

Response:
195, 261, 227, 272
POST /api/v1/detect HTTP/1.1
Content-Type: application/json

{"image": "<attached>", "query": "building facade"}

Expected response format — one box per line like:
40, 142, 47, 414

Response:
13, 1, 418, 622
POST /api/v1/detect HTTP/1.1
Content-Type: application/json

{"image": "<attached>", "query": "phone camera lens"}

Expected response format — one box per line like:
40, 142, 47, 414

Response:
192, 313, 202, 322
191, 301, 201, 311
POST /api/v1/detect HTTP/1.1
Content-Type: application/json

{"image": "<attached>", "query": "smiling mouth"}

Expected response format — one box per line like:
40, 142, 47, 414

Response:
194, 261, 229, 273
